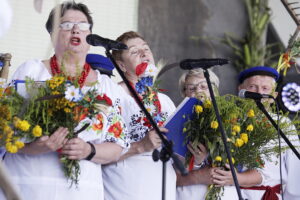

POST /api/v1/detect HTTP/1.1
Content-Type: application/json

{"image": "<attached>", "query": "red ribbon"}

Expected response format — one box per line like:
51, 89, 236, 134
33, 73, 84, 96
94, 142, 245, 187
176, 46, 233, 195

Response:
188, 155, 195, 171
241, 184, 281, 200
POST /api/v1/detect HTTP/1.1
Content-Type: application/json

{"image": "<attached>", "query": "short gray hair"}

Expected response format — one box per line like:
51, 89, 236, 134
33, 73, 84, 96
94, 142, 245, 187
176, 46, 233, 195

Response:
178, 68, 220, 97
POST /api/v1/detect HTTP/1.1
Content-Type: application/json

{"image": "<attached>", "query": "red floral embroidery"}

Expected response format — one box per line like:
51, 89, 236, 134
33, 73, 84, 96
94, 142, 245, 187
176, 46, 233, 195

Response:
96, 94, 112, 106
92, 114, 104, 131
108, 121, 123, 138
135, 62, 148, 76
142, 117, 151, 128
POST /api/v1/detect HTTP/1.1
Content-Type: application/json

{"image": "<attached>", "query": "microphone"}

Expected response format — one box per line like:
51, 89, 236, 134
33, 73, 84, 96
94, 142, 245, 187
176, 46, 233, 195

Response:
180, 58, 229, 70
86, 34, 128, 50
238, 89, 274, 100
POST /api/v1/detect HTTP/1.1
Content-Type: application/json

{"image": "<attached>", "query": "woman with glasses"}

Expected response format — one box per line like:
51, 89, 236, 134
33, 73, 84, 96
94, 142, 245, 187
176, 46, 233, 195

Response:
176, 68, 219, 200
0, 2, 129, 200
176, 68, 267, 200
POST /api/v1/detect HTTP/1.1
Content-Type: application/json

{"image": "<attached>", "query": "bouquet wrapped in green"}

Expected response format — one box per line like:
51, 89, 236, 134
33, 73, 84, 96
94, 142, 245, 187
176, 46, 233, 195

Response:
0, 74, 116, 186
184, 95, 283, 200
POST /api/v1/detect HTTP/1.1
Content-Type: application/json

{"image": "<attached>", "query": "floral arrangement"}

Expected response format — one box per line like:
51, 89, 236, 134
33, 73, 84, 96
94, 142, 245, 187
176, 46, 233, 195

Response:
0, 73, 116, 185
277, 37, 300, 75
134, 62, 166, 127
184, 95, 284, 200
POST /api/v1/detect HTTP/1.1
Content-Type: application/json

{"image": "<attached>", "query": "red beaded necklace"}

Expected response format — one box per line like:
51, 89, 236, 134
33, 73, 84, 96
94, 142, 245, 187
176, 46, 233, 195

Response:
50, 55, 91, 88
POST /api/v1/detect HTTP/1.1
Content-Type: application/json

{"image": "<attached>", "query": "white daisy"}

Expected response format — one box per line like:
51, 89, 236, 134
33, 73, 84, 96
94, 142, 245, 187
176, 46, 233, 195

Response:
144, 103, 156, 115
142, 64, 158, 77
65, 85, 83, 102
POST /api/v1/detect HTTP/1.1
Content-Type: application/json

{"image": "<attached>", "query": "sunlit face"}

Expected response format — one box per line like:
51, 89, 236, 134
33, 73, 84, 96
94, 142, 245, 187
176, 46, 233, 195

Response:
238, 75, 278, 103
239, 75, 276, 95
184, 75, 210, 99
118, 37, 155, 79
51, 9, 91, 56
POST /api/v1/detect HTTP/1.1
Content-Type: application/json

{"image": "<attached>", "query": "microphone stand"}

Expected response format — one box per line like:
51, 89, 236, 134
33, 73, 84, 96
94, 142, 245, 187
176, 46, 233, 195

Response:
105, 49, 188, 200
255, 100, 300, 160
203, 69, 244, 200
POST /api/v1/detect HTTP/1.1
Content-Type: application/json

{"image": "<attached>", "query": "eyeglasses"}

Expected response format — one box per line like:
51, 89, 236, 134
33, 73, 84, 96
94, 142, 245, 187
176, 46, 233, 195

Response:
185, 81, 209, 93
59, 22, 91, 31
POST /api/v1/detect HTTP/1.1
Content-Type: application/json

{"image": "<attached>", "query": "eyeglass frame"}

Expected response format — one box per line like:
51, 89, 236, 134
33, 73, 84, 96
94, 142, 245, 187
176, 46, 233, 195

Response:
59, 21, 91, 31
184, 80, 212, 93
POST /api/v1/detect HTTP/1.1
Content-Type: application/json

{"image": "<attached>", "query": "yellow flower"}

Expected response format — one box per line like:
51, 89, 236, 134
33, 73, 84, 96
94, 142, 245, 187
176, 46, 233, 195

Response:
15, 141, 25, 149
231, 149, 235, 153
195, 105, 203, 114
6, 142, 18, 153
3, 125, 12, 134
247, 109, 255, 118
240, 133, 248, 144
226, 157, 235, 164
0, 88, 3, 97
232, 125, 241, 133
211, 121, 219, 129
227, 138, 232, 142
246, 124, 254, 132
32, 125, 42, 137
16, 120, 31, 132
204, 100, 212, 109
13, 116, 21, 127
64, 108, 71, 113
235, 138, 244, 147
231, 132, 236, 136
215, 156, 222, 162
183, 128, 187, 132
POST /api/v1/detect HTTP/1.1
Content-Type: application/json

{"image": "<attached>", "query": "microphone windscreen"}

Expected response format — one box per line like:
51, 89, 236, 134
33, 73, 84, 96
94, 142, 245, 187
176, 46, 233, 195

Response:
238, 89, 246, 98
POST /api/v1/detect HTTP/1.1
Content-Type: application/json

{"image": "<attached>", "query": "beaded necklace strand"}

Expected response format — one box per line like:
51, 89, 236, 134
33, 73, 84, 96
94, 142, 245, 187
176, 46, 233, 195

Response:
50, 55, 91, 88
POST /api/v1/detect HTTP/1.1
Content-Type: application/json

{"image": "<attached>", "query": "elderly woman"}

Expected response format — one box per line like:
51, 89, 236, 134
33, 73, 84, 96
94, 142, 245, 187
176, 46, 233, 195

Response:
176, 68, 219, 200
0, 2, 129, 200
176, 68, 264, 200
102, 31, 177, 200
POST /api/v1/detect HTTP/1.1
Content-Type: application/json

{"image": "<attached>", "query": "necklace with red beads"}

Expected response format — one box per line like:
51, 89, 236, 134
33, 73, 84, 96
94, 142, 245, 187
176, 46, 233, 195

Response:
50, 55, 91, 88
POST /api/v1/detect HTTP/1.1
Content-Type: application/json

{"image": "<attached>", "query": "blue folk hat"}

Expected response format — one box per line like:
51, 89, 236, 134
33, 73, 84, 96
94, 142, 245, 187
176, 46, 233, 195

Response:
86, 54, 114, 76
238, 66, 280, 83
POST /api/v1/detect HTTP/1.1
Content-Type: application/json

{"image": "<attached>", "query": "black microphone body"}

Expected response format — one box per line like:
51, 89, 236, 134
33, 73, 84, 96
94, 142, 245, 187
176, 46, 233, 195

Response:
239, 89, 273, 99
86, 34, 128, 50
180, 58, 229, 70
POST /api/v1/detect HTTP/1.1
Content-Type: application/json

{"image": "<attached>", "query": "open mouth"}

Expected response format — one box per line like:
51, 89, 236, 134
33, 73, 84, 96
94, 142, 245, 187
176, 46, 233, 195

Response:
70, 37, 81, 46
142, 60, 150, 63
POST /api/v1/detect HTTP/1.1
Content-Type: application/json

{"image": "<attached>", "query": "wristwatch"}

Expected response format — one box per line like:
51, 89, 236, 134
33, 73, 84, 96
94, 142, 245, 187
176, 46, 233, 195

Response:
85, 142, 96, 160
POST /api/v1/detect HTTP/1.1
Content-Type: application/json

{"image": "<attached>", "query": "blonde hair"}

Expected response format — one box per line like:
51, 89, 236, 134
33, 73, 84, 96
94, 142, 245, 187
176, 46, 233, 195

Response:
179, 68, 219, 97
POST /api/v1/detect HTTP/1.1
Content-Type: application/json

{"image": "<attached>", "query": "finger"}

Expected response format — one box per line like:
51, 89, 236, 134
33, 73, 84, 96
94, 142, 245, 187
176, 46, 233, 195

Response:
187, 144, 196, 155
159, 127, 169, 133
215, 169, 231, 176
37, 135, 49, 142
212, 177, 229, 186
49, 127, 68, 143
197, 143, 206, 152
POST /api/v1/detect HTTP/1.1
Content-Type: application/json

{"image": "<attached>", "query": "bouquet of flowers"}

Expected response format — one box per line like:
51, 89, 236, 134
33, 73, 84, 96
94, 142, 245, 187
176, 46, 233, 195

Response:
184, 95, 283, 200
134, 62, 166, 127
0, 74, 114, 185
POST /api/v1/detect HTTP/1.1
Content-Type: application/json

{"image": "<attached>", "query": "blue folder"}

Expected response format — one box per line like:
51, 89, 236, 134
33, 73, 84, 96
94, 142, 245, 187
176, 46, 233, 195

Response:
164, 97, 200, 157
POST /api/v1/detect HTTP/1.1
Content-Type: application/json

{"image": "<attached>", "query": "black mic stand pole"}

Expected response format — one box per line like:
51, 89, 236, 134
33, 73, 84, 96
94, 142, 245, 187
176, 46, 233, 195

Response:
105, 49, 188, 200
203, 69, 245, 200
255, 100, 300, 160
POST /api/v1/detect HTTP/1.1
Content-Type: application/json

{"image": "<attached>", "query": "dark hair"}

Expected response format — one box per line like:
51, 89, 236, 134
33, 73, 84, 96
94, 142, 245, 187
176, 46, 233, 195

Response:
45, 1, 93, 34
112, 31, 145, 61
